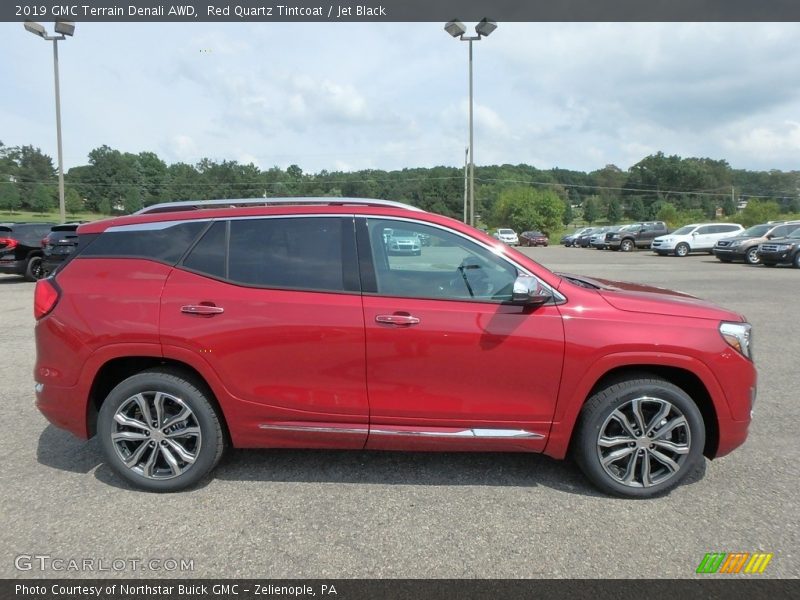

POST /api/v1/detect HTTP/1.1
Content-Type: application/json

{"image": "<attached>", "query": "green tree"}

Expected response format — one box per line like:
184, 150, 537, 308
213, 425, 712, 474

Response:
31, 184, 54, 214
493, 186, 565, 234
722, 196, 737, 216
123, 187, 143, 213
0, 181, 21, 213
64, 187, 83, 215
657, 203, 680, 228
583, 197, 599, 224
738, 200, 781, 227
628, 197, 646, 220
607, 198, 622, 222
562, 199, 574, 226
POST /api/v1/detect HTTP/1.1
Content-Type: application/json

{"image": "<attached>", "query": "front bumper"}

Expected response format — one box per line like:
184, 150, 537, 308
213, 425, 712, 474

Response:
758, 249, 795, 263
651, 240, 676, 252
713, 247, 747, 260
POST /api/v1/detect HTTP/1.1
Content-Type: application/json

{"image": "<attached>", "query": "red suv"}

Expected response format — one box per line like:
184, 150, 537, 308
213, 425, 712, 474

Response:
33, 198, 756, 497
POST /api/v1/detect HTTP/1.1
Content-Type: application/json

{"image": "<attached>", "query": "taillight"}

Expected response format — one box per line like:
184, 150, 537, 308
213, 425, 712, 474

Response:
34, 279, 60, 320
0, 237, 18, 251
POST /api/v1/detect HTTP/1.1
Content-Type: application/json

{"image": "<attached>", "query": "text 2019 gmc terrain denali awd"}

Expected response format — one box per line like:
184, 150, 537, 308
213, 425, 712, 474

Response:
34, 198, 756, 497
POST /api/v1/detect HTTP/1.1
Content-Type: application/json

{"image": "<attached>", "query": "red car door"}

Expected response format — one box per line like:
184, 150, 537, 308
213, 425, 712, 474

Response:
357, 217, 565, 452
159, 216, 369, 449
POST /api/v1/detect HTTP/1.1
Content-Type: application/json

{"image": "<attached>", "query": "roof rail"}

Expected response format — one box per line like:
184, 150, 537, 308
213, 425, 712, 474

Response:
135, 197, 424, 215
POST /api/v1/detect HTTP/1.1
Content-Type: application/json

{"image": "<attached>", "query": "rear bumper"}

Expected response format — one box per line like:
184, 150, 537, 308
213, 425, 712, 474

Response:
0, 258, 26, 275
34, 382, 90, 439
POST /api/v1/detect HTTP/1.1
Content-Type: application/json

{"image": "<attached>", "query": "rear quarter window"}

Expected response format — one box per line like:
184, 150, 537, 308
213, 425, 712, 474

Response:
79, 221, 207, 265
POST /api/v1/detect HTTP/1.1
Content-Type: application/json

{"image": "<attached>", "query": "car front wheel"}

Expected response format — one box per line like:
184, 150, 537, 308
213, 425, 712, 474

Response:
794, 253, 800, 269
620, 239, 634, 252
573, 376, 704, 498
98, 369, 225, 492
745, 247, 760, 265
674, 243, 690, 257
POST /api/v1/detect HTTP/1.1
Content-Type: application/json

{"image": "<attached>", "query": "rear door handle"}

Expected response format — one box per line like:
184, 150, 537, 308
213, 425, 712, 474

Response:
375, 314, 420, 326
181, 304, 224, 316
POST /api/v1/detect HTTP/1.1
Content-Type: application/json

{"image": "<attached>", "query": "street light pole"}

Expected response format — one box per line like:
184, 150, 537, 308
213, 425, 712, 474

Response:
468, 38, 474, 227
444, 18, 497, 228
24, 20, 75, 223
52, 37, 66, 223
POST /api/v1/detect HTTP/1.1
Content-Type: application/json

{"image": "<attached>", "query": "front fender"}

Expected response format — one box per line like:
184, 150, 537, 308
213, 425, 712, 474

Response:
543, 351, 729, 459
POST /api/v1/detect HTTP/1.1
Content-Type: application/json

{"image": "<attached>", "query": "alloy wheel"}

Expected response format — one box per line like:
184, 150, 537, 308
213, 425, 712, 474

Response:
595, 396, 691, 488
110, 391, 202, 480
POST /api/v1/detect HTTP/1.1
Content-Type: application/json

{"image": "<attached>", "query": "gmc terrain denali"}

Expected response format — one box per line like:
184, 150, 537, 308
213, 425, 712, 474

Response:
33, 198, 756, 497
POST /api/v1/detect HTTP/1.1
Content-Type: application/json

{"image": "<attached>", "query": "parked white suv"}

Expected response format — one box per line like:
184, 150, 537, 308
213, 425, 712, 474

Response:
494, 228, 519, 245
652, 223, 744, 257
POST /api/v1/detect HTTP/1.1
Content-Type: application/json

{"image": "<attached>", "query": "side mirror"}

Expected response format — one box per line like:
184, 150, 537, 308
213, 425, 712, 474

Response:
692, 231, 698, 236
766, 234, 774, 240
511, 275, 553, 306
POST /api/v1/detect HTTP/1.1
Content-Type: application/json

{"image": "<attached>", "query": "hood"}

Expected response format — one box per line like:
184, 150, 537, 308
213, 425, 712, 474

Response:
557, 273, 744, 322
765, 236, 799, 244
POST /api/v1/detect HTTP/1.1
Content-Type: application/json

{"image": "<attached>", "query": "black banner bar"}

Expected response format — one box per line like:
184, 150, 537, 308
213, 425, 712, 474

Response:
4, 579, 800, 600
4, 0, 800, 22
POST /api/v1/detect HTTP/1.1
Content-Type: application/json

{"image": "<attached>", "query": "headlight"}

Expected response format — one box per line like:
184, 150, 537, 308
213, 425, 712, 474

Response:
729, 240, 741, 247
720, 322, 753, 361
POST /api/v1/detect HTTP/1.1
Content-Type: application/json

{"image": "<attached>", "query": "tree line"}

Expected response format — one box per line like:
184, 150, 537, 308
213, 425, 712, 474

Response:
1, 141, 798, 233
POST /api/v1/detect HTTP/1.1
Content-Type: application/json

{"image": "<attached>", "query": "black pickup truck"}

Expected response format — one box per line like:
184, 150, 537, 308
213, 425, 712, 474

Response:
605, 221, 669, 251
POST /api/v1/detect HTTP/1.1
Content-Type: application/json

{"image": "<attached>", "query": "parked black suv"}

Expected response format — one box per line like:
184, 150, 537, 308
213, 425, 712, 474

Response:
41, 223, 80, 276
0, 222, 54, 281
757, 227, 800, 268
606, 221, 668, 251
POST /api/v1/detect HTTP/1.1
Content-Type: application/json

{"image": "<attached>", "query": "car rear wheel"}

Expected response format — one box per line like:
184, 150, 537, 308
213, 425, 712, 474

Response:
793, 253, 800, 269
25, 256, 45, 281
573, 376, 704, 498
674, 243, 690, 257
745, 247, 760, 265
620, 239, 634, 252
98, 369, 225, 492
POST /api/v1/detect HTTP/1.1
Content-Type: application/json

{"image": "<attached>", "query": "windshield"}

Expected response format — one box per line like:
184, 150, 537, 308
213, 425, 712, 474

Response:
618, 224, 637, 232
743, 224, 771, 237
672, 225, 696, 235
789, 228, 800, 239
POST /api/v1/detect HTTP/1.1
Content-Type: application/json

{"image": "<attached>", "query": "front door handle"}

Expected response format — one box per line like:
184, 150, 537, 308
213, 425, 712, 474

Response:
375, 314, 420, 326
181, 304, 224, 316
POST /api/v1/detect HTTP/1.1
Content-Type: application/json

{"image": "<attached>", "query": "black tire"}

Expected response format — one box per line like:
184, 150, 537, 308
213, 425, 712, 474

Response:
573, 375, 705, 498
620, 239, 635, 252
763, 261, 777, 267
97, 369, 225, 492
25, 256, 45, 281
717, 257, 732, 263
745, 247, 760, 266
674, 243, 690, 257
793, 253, 800, 269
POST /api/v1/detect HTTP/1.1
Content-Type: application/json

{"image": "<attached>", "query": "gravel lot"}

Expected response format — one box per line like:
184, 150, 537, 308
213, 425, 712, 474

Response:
1, 246, 797, 579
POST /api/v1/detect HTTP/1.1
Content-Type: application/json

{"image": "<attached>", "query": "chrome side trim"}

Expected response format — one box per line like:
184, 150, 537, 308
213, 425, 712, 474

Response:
369, 428, 545, 440
258, 424, 368, 435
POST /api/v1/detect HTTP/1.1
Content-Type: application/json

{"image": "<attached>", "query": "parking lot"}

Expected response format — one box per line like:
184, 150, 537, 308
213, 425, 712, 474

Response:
1, 245, 798, 579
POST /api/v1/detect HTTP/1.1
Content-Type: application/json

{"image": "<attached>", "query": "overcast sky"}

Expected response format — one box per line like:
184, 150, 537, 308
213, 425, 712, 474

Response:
2, 22, 800, 174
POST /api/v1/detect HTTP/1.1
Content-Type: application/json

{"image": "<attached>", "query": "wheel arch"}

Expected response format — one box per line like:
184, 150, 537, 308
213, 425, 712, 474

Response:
546, 357, 726, 461
86, 356, 231, 446
579, 365, 719, 459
